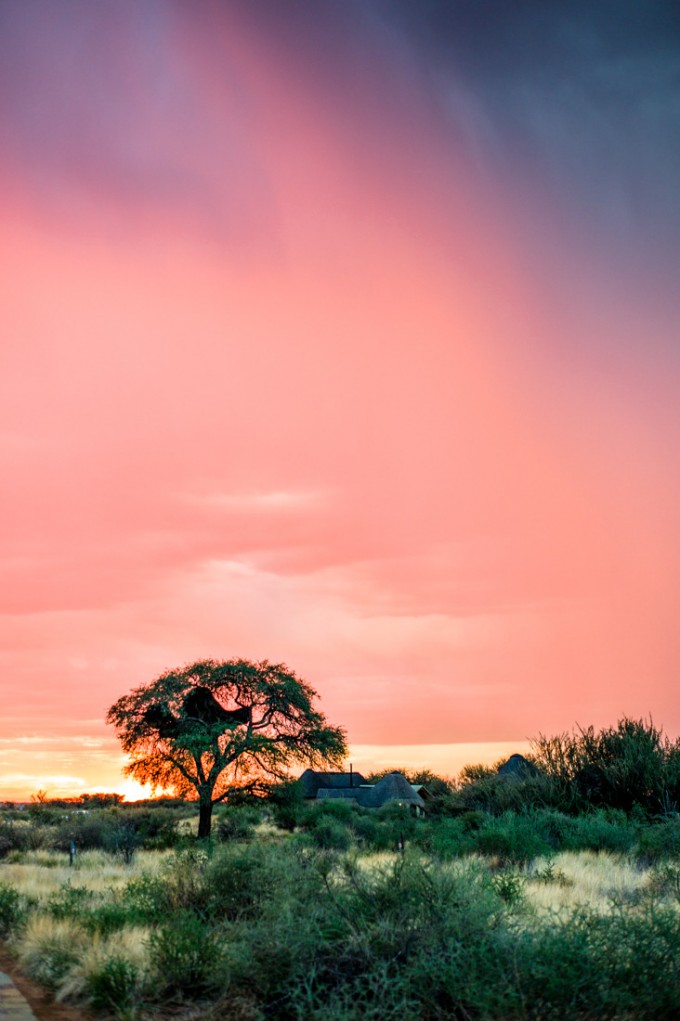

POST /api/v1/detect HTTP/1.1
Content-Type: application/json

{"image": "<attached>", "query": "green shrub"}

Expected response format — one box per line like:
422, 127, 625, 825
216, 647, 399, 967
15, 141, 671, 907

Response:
54, 811, 118, 852
414, 817, 473, 859
455, 771, 568, 815
124, 807, 180, 849
647, 861, 680, 902
532, 857, 571, 887
84, 900, 143, 935
565, 810, 637, 854
638, 818, 680, 862
0, 883, 30, 937
350, 813, 381, 849
284, 854, 512, 1021
516, 900, 680, 1019
86, 956, 139, 1012
0, 823, 31, 858
216, 806, 260, 842
148, 910, 220, 996
532, 717, 674, 816
489, 869, 525, 906
47, 883, 91, 920
460, 809, 486, 831
268, 779, 306, 831
105, 818, 141, 863
308, 818, 353, 851
473, 813, 552, 864
204, 843, 314, 922
122, 873, 168, 922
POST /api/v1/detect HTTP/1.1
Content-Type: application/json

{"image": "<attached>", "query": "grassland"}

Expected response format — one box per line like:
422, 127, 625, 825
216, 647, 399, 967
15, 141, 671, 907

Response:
1, 801, 679, 1021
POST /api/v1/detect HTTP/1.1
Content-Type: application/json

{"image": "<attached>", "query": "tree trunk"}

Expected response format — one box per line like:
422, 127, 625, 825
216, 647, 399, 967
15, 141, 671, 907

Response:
198, 798, 213, 839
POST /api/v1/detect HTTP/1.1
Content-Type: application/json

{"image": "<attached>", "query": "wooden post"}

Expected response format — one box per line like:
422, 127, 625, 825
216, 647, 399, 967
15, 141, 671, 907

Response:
69, 840, 77, 867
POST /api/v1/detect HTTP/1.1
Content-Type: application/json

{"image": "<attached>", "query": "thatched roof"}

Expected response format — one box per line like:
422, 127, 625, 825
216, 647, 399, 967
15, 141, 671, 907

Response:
317, 787, 375, 808
496, 754, 539, 779
369, 772, 426, 809
299, 769, 368, 798
299, 769, 426, 810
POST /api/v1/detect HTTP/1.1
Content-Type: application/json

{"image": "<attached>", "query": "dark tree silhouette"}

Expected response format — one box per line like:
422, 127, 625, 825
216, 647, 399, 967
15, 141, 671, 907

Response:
107, 658, 347, 837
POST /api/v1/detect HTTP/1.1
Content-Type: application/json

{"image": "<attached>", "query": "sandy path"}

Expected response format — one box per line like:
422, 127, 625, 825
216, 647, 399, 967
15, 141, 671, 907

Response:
0, 946, 94, 1021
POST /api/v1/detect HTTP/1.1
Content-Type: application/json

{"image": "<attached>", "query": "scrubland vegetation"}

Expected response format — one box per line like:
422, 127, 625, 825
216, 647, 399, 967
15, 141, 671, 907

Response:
0, 717, 678, 1020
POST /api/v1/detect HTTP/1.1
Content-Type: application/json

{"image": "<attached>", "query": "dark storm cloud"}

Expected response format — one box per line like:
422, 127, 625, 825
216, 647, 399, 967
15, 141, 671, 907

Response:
2, 0, 678, 254
379, 0, 680, 248
232, 0, 680, 255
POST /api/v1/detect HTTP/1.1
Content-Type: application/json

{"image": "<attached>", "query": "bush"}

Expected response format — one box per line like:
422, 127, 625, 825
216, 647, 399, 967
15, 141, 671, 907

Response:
86, 956, 139, 1012
216, 806, 260, 842
638, 818, 680, 862
455, 771, 568, 815
148, 910, 221, 996
268, 780, 306, 832
18, 917, 86, 991
414, 817, 473, 859
0, 822, 31, 858
0, 883, 30, 937
84, 900, 142, 936
282, 854, 513, 1021
565, 810, 637, 854
515, 901, 680, 1019
105, 818, 141, 863
532, 717, 674, 816
308, 817, 353, 851
122, 873, 168, 923
473, 813, 552, 864
46, 883, 91, 921
489, 869, 525, 906
54, 811, 118, 852
647, 861, 680, 902
204, 843, 311, 921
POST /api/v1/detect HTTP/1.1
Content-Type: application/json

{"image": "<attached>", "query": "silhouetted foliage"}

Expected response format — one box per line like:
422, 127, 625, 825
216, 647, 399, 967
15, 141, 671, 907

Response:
531, 717, 679, 815
107, 658, 347, 837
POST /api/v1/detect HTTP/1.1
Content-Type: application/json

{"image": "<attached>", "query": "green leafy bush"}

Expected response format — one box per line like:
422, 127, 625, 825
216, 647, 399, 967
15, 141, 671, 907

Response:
414, 817, 473, 859
86, 956, 139, 1012
565, 810, 638, 853
638, 818, 680, 862
308, 817, 353, 851
532, 717, 677, 816
216, 805, 260, 842
0, 883, 30, 936
46, 883, 91, 920
148, 910, 221, 996
489, 869, 525, 905
473, 813, 552, 864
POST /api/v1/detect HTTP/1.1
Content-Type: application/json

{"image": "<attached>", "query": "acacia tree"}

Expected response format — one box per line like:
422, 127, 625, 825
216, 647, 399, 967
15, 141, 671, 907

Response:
106, 658, 347, 838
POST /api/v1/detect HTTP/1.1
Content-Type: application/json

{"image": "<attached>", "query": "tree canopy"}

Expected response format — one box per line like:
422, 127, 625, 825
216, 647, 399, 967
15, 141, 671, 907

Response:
106, 658, 347, 837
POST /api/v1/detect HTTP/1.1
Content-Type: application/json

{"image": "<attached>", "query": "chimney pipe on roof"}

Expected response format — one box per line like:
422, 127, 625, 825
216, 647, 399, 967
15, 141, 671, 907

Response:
350, 763, 353, 787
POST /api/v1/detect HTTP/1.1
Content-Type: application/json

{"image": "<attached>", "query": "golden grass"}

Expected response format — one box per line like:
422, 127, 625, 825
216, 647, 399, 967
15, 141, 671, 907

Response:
0, 848, 171, 900
525, 851, 651, 916
13, 914, 151, 1003
56, 925, 152, 1003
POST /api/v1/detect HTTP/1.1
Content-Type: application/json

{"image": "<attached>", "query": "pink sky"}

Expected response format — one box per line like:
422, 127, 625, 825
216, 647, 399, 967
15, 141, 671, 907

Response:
1, 3, 679, 799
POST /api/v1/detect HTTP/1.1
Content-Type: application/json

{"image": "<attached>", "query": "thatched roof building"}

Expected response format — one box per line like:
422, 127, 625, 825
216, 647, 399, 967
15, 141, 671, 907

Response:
299, 768, 367, 799
496, 753, 539, 779
300, 768, 426, 813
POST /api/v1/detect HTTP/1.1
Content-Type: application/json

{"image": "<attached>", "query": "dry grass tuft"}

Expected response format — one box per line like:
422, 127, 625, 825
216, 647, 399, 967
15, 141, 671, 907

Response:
55, 926, 151, 1003
525, 851, 648, 916
1, 848, 171, 900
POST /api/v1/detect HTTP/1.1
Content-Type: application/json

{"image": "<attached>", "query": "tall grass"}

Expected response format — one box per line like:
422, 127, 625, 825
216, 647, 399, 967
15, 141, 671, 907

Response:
2, 840, 678, 1020
1, 797, 679, 1021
